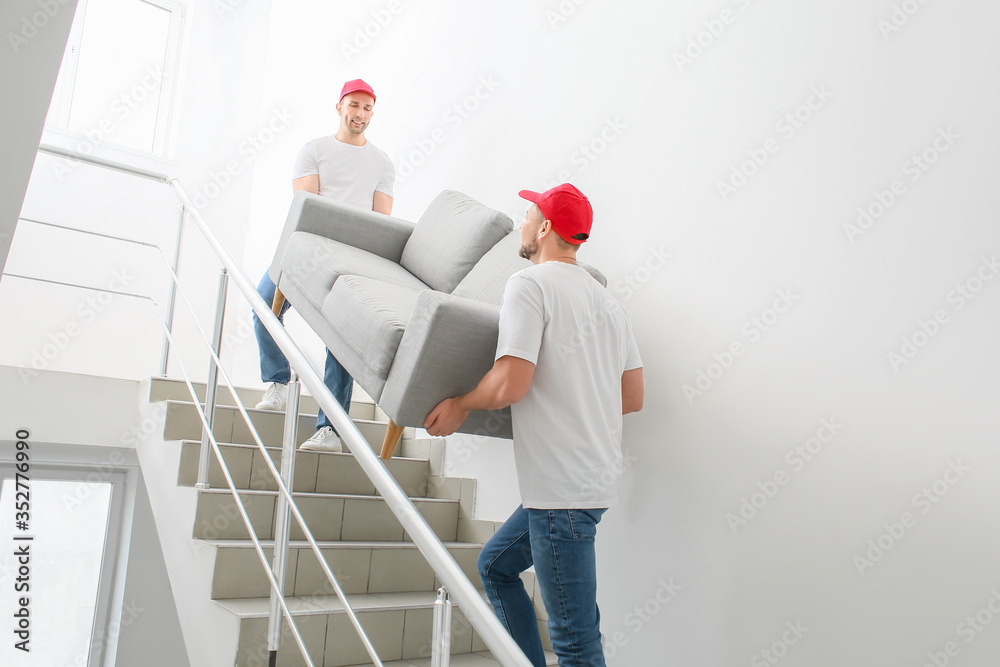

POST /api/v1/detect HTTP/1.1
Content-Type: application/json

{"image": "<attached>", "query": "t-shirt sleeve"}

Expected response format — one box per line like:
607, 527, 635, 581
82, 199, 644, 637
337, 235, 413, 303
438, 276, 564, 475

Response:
496, 274, 544, 364
291, 140, 319, 180
375, 150, 395, 197
624, 323, 643, 371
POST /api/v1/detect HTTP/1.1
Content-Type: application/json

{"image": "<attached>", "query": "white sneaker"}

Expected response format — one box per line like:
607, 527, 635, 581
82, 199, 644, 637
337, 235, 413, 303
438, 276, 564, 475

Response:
256, 382, 287, 410
299, 426, 342, 452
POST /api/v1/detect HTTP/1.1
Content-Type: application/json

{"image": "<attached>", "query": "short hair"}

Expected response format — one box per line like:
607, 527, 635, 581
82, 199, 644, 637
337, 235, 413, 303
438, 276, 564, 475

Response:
532, 205, 579, 250
554, 234, 578, 251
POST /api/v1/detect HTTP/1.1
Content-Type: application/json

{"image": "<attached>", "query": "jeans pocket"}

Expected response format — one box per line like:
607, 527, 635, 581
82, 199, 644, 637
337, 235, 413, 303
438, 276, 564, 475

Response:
567, 508, 606, 540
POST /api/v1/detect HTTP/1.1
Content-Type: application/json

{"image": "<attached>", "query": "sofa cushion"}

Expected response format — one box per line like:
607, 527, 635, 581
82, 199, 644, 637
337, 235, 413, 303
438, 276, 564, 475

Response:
322, 276, 422, 382
399, 190, 513, 293
451, 229, 530, 305
280, 231, 428, 312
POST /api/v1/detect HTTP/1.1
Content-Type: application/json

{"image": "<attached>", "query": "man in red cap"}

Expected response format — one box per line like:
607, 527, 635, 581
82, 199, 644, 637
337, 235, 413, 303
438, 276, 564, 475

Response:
426, 183, 644, 666
254, 78, 395, 452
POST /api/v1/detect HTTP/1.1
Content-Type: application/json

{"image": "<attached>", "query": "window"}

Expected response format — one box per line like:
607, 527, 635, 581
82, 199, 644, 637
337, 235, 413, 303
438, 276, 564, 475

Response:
0, 467, 126, 666
45, 0, 183, 160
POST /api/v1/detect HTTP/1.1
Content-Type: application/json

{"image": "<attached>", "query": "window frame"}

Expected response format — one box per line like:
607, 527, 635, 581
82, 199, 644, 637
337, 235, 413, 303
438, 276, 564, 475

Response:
42, 0, 185, 167
0, 451, 136, 667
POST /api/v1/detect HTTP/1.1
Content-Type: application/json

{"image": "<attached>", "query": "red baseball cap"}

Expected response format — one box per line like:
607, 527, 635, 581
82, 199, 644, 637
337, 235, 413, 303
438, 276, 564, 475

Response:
340, 78, 376, 102
518, 183, 593, 244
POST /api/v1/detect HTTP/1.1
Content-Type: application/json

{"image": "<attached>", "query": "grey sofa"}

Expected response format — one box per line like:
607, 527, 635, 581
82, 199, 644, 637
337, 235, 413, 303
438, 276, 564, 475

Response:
267, 190, 605, 457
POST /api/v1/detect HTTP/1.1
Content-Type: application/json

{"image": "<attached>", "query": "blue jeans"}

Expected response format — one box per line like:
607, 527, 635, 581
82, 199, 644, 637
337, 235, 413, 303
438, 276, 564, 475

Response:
478, 505, 607, 667
253, 272, 353, 432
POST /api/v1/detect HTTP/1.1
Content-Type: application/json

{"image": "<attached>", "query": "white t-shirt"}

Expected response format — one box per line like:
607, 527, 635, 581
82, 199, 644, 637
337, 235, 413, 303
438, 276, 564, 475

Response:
292, 136, 394, 207
496, 261, 643, 509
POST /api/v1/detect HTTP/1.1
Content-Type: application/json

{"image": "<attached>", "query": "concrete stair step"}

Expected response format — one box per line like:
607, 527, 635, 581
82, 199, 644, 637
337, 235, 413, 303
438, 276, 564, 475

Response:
207, 540, 483, 599
216, 592, 554, 667
353, 653, 558, 666
176, 440, 431, 497
145, 375, 392, 422
193, 489, 459, 542
161, 399, 414, 451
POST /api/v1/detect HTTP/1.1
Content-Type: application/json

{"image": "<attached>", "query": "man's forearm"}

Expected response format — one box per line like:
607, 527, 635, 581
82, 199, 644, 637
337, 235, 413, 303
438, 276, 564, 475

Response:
456, 368, 517, 412
425, 356, 534, 436
460, 356, 535, 411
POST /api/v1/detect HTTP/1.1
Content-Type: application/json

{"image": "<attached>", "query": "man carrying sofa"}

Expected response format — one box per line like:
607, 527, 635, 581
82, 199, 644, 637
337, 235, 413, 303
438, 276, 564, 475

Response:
253, 78, 395, 451
425, 184, 644, 667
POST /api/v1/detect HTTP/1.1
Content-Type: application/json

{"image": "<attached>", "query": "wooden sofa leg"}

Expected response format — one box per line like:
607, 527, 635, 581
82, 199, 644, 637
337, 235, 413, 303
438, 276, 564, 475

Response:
271, 286, 286, 316
380, 420, 405, 460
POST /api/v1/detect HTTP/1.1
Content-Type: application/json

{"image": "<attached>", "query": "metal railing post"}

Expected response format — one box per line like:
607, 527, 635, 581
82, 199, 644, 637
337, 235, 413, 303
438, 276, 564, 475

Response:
431, 587, 453, 667
268, 371, 300, 662
195, 267, 229, 489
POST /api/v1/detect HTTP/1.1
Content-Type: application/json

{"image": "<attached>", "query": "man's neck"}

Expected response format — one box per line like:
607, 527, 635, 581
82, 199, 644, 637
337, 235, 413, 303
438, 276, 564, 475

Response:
333, 129, 367, 146
531, 247, 578, 266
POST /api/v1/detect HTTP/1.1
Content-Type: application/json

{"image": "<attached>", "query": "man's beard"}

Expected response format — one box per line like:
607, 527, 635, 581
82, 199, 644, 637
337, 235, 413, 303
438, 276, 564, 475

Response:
518, 239, 538, 260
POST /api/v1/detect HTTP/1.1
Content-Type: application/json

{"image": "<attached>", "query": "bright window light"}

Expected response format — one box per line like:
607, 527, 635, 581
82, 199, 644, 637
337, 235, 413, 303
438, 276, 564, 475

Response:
46, 0, 183, 158
0, 478, 113, 666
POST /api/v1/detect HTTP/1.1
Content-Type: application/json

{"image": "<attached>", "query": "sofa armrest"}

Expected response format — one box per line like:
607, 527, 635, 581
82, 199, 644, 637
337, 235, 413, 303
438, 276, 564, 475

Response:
268, 191, 415, 285
379, 290, 513, 439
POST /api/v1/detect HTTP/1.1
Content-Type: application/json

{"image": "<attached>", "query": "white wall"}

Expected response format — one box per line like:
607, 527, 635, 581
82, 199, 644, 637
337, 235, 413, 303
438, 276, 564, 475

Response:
243, 1, 1000, 665
0, 0, 79, 274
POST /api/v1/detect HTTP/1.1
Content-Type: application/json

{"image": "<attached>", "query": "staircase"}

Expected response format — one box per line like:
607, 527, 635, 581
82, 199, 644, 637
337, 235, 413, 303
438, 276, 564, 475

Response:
136, 376, 556, 666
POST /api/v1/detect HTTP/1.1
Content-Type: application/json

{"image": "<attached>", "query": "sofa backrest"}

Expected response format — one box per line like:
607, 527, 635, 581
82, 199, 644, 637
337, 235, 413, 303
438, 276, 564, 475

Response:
399, 190, 513, 293
451, 229, 529, 305
453, 228, 609, 305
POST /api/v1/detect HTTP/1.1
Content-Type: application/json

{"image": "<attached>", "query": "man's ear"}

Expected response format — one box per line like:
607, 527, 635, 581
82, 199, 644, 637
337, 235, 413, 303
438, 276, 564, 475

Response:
538, 219, 553, 238
335, 101, 343, 116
